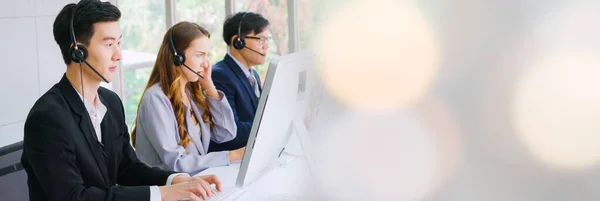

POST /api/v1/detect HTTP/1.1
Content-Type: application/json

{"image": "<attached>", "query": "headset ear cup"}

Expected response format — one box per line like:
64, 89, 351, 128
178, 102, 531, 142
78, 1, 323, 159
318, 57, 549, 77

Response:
70, 44, 88, 63
173, 53, 185, 66
233, 37, 245, 50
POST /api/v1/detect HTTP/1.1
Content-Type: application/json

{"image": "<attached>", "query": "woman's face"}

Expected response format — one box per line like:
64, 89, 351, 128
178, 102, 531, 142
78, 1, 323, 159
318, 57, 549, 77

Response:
181, 36, 212, 83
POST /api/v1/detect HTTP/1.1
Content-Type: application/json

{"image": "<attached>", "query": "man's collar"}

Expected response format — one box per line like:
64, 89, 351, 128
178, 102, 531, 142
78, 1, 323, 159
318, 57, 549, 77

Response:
227, 52, 252, 78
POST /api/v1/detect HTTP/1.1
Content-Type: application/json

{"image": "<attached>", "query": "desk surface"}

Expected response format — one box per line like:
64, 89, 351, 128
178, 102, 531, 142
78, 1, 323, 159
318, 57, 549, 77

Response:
197, 155, 317, 200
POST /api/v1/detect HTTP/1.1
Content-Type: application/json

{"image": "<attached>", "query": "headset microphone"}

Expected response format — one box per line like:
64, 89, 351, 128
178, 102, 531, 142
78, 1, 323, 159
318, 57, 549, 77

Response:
82, 60, 109, 82
244, 46, 265, 57
183, 64, 204, 79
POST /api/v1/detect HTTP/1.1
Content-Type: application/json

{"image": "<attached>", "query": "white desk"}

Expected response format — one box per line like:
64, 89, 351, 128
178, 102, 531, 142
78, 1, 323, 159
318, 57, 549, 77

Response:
196, 155, 317, 201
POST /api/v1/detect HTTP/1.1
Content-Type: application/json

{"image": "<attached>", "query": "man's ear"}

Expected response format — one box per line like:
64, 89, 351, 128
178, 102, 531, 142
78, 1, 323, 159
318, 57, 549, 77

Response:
230, 35, 239, 46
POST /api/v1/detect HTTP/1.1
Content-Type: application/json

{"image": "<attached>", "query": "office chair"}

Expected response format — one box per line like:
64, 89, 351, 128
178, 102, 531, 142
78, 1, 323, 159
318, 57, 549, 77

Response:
0, 141, 28, 201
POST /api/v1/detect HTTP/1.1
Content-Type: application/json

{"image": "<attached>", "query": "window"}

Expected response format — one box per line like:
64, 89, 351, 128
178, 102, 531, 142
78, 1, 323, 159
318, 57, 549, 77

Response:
298, 0, 324, 51
118, 0, 166, 130
177, 0, 227, 64
236, 0, 289, 83
116, 0, 298, 130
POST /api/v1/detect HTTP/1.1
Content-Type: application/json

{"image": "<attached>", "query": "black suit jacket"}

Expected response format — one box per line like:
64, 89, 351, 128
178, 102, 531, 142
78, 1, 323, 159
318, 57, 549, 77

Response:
209, 54, 262, 152
21, 74, 177, 201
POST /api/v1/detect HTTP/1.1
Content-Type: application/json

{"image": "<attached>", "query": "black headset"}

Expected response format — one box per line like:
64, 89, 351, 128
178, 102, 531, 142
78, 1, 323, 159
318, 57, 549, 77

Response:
69, 5, 88, 63
232, 12, 265, 57
69, 4, 108, 83
167, 25, 204, 79
233, 12, 249, 50
168, 27, 186, 66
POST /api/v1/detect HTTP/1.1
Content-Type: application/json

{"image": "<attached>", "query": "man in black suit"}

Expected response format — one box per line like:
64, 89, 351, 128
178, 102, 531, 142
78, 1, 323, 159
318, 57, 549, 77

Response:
21, 1, 220, 201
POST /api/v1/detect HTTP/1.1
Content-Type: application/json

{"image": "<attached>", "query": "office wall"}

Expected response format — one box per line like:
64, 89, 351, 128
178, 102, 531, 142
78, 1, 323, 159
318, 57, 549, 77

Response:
0, 0, 78, 147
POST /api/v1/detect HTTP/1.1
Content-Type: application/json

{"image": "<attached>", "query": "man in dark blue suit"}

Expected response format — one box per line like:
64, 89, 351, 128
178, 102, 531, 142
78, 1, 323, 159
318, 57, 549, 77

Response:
209, 12, 271, 152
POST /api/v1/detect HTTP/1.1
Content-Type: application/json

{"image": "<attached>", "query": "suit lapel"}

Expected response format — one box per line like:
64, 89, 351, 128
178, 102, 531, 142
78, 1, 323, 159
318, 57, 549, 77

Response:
57, 74, 110, 185
223, 55, 258, 109
98, 94, 118, 182
188, 100, 207, 155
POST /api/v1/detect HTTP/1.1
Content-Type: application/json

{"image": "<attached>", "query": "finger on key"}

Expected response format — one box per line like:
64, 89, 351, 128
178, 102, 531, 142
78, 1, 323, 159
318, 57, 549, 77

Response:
194, 182, 208, 200
188, 192, 201, 201
200, 180, 215, 197
203, 175, 222, 192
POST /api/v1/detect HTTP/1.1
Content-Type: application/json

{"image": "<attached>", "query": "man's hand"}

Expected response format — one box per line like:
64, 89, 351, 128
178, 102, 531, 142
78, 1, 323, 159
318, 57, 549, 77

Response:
159, 181, 211, 201
193, 174, 222, 192
171, 174, 192, 185
159, 175, 218, 201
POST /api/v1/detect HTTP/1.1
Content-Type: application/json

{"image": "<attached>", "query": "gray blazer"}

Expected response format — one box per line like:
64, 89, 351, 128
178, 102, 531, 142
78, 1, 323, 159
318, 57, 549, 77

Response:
134, 84, 237, 175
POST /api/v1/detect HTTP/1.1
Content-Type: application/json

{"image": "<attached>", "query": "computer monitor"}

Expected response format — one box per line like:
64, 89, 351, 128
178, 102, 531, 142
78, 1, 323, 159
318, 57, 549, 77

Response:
284, 50, 343, 158
275, 51, 324, 157
236, 51, 315, 187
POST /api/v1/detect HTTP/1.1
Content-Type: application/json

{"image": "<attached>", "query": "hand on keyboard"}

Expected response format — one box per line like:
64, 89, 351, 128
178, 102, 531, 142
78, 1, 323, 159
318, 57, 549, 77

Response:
180, 186, 234, 201
161, 177, 219, 201
203, 187, 235, 201
191, 174, 223, 192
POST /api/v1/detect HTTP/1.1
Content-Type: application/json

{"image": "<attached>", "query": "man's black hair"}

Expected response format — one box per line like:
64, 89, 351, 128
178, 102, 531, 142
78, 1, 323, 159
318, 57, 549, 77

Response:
53, 0, 121, 64
222, 12, 270, 46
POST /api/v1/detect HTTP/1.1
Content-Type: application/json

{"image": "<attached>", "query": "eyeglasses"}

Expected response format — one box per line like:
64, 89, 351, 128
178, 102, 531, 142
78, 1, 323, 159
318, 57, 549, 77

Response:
244, 36, 272, 45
